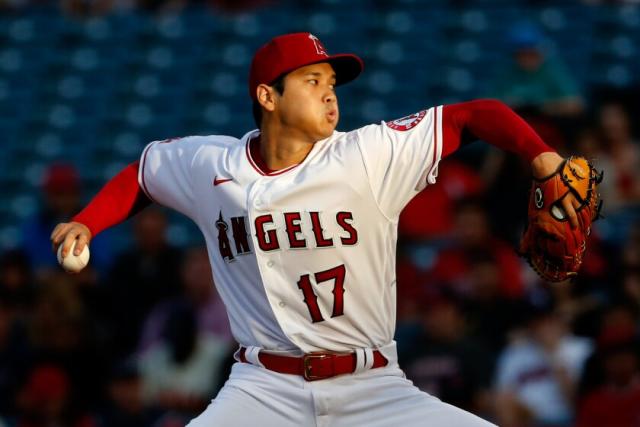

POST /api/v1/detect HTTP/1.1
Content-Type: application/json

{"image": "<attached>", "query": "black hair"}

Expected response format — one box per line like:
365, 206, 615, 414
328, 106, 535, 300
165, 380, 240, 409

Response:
252, 74, 286, 129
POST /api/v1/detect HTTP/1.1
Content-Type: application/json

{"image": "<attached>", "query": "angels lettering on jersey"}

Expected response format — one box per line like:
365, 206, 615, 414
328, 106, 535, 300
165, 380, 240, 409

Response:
138, 106, 443, 350
215, 210, 359, 262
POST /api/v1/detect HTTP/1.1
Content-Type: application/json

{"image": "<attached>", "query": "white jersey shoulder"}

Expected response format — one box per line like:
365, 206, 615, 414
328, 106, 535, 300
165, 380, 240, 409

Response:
138, 134, 239, 219
344, 105, 443, 219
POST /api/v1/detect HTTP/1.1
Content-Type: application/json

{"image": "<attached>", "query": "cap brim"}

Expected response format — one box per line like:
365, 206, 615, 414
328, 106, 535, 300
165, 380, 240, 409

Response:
325, 54, 364, 86
265, 54, 364, 90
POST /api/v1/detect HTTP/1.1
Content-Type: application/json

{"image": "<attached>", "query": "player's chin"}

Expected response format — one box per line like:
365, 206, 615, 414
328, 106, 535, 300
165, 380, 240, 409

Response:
318, 120, 337, 138
316, 126, 335, 141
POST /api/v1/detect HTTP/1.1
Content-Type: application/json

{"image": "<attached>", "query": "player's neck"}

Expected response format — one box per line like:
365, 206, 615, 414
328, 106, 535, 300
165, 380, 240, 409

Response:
257, 125, 316, 171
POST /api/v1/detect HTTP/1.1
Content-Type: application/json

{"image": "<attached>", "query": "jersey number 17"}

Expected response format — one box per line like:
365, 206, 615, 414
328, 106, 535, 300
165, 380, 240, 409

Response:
296, 264, 345, 323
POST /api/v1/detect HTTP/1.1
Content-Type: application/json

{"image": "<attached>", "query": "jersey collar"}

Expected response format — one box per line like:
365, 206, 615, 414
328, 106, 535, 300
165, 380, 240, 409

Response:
243, 130, 305, 177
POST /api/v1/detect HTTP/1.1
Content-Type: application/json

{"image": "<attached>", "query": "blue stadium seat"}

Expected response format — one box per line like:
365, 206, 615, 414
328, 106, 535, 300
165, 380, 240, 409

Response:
0, 2, 639, 242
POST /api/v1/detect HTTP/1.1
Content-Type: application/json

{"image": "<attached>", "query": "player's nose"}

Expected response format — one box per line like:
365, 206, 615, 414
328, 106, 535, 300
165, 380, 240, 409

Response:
323, 90, 337, 104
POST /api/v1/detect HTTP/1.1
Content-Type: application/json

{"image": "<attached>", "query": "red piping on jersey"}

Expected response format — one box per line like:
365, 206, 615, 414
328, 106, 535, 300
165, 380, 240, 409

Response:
139, 141, 157, 203
246, 136, 302, 177
245, 136, 263, 174
425, 106, 439, 180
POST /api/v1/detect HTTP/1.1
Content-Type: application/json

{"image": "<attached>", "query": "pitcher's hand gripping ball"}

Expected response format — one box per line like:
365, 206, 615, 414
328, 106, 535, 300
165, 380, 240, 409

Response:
520, 156, 603, 282
57, 240, 90, 273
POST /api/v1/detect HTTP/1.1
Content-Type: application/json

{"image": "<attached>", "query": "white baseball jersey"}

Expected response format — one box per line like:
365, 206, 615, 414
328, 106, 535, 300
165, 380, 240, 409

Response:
138, 106, 443, 354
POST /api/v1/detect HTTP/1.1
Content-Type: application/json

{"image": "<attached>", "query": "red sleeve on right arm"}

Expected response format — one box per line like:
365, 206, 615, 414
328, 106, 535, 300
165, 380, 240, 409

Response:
72, 161, 152, 237
441, 99, 554, 162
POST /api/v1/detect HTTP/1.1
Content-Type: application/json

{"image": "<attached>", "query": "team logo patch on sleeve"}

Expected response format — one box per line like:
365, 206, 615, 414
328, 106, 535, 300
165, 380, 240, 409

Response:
385, 110, 427, 131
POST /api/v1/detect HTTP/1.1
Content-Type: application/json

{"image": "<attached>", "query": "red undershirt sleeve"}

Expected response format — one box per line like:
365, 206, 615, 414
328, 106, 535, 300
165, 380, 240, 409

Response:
441, 99, 554, 162
72, 161, 152, 237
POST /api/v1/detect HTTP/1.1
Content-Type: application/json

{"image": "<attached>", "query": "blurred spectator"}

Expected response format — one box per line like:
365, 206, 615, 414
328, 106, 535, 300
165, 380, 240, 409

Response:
576, 310, 640, 427
396, 246, 437, 329
578, 303, 639, 394
575, 107, 640, 217
139, 246, 233, 353
103, 207, 183, 362
494, 301, 593, 427
397, 198, 528, 353
29, 277, 85, 358
622, 221, 640, 270
491, 22, 585, 117
596, 102, 640, 211
0, 250, 35, 317
399, 160, 484, 241
401, 292, 494, 416
459, 253, 528, 354
19, 164, 111, 278
138, 301, 230, 420
27, 274, 108, 413
14, 364, 96, 427
430, 197, 527, 300
574, 125, 638, 289
622, 269, 640, 311
97, 359, 161, 427
0, 298, 32, 417
479, 149, 532, 245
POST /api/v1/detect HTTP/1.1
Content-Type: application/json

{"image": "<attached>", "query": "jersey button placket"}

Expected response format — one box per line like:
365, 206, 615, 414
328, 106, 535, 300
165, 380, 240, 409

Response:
247, 177, 286, 319
250, 178, 269, 210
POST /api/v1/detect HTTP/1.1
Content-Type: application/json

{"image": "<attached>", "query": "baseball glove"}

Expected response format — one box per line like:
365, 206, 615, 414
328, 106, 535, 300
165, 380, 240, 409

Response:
520, 156, 603, 282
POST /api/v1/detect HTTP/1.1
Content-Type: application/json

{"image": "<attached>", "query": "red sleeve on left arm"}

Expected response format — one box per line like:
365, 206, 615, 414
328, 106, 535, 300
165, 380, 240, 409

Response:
72, 161, 151, 237
441, 99, 554, 162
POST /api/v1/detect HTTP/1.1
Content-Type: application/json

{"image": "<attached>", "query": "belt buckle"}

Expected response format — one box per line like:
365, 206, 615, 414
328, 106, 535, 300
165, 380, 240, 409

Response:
303, 353, 332, 381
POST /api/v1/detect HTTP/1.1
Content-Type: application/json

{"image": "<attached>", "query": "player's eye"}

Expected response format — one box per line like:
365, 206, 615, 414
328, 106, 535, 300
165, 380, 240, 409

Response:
308, 79, 318, 85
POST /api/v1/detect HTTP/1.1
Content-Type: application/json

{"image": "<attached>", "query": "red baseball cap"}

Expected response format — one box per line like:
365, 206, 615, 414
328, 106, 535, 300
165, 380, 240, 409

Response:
249, 32, 364, 100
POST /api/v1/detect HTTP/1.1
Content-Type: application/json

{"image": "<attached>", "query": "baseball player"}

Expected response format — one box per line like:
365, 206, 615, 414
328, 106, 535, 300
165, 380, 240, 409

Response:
51, 33, 581, 426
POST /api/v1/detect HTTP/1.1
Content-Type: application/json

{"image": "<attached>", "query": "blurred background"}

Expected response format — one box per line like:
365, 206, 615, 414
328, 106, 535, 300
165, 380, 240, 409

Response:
1, 0, 640, 426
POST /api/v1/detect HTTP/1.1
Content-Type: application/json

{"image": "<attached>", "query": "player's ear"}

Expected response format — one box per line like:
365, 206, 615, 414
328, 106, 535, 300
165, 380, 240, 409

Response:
256, 84, 277, 112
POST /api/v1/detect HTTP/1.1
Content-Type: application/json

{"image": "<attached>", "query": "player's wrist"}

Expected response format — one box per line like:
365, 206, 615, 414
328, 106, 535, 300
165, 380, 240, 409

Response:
68, 218, 94, 239
531, 151, 563, 180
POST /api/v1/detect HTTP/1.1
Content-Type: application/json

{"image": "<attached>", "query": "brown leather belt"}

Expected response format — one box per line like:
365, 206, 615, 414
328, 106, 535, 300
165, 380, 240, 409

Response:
238, 347, 388, 381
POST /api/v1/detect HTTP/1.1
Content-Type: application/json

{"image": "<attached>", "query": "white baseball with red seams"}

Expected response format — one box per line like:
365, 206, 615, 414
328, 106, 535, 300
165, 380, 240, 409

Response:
138, 106, 496, 426
57, 240, 90, 273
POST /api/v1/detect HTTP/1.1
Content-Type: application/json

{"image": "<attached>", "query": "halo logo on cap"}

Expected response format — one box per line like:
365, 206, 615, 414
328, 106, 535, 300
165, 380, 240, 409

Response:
309, 34, 328, 56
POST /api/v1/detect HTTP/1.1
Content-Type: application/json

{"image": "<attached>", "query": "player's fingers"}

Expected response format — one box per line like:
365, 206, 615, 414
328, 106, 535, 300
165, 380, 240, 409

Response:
60, 230, 81, 259
51, 223, 69, 243
50, 223, 61, 241
562, 196, 579, 229
74, 232, 90, 256
51, 223, 72, 251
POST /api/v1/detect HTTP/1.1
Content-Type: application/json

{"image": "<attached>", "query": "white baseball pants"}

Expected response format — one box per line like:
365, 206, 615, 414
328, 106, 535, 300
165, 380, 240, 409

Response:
186, 357, 496, 426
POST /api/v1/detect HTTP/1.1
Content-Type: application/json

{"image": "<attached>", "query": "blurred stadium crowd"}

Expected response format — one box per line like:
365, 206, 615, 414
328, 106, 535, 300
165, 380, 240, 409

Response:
1, 0, 640, 426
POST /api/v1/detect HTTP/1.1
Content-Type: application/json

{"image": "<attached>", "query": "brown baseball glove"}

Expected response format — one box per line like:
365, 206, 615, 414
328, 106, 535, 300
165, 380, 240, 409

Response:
520, 156, 603, 282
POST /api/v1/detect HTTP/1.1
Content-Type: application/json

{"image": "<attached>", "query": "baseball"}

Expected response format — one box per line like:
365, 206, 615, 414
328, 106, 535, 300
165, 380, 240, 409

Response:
57, 240, 90, 273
